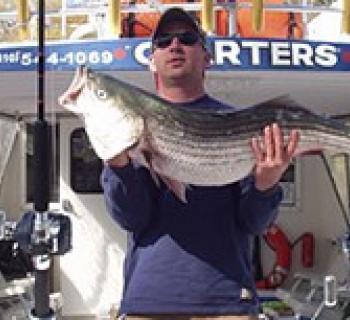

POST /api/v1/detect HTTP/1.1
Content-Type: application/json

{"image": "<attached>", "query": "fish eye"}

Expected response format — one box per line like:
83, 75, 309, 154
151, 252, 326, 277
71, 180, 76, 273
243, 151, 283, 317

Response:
96, 89, 108, 99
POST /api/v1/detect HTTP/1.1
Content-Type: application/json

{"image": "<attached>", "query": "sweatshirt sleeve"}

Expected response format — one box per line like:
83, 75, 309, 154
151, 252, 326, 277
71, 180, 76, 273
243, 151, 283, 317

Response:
100, 161, 160, 234
236, 175, 283, 235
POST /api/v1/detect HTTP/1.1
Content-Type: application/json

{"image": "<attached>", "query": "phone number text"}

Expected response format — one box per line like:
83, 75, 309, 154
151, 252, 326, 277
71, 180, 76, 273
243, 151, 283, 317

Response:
0, 50, 114, 66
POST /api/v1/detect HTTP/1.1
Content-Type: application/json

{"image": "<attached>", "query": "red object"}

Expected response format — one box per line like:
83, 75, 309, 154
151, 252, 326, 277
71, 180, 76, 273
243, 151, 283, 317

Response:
119, 0, 304, 39
342, 51, 350, 63
256, 224, 292, 289
301, 232, 315, 268
235, 0, 304, 39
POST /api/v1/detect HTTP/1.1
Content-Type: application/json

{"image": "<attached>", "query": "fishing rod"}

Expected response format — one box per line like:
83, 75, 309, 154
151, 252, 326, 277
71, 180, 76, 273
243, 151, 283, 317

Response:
30, 0, 72, 318
13, 0, 72, 319
31, 0, 52, 317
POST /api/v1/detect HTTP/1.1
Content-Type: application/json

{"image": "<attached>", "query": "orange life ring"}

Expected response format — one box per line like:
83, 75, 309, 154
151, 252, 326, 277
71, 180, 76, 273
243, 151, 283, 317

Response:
255, 224, 292, 289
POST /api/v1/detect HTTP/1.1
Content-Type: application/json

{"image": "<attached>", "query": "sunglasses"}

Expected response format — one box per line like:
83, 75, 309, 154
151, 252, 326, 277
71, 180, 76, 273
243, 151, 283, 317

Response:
153, 31, 201, 49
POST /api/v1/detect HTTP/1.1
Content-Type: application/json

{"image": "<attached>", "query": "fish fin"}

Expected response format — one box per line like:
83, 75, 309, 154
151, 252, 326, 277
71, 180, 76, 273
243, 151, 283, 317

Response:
128, 147, 149, 168
128, 141, 161, 187
131, 153, 161, 187
149, 168, 161, 187
250, 95, 308, 112
127, 133, 188, 202
160, 175, 189, 203
58, 66, 87, 113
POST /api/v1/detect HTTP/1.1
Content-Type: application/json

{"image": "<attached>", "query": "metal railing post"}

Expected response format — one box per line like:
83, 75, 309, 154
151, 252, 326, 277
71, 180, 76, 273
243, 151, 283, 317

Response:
16, 0, 29, 40
201, 0, 214, 35
108, 0, 121, 38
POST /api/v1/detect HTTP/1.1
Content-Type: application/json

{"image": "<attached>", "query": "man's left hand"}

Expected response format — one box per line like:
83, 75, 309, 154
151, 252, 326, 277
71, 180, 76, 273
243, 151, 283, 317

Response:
250, 123, 299, 191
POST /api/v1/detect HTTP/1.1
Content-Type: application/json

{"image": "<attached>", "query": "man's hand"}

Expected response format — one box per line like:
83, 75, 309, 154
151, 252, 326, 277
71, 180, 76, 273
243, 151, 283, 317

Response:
105, 151, 130, 168
250, 123, 299, 191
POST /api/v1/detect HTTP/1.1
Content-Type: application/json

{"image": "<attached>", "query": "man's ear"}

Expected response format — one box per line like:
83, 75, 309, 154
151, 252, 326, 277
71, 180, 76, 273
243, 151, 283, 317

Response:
149, 54, 157, 72
149, 54, 159, 90
204, 50, 212, 69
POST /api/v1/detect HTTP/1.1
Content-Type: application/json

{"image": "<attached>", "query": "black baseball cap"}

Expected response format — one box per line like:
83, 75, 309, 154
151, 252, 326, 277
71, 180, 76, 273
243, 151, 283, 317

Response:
151, 7, 206, 46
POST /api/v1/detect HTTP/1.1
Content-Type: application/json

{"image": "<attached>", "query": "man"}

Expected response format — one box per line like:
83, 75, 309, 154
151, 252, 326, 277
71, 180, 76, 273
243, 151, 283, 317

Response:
101, 7, 299, 320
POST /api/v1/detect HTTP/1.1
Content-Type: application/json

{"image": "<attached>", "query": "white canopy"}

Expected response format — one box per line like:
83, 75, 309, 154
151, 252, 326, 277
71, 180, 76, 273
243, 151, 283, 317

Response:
0, 69, 348, 117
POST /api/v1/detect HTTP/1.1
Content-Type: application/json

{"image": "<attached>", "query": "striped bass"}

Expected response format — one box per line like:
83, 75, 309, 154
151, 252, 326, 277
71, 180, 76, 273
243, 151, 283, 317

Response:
59, 66, 350, 201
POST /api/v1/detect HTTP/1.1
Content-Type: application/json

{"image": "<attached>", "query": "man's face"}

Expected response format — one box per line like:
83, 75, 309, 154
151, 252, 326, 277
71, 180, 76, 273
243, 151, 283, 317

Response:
151, 21, 210, 85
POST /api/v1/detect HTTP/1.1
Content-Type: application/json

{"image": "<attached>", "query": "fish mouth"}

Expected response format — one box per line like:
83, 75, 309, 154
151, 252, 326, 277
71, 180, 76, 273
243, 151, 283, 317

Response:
58, 65, 89, 107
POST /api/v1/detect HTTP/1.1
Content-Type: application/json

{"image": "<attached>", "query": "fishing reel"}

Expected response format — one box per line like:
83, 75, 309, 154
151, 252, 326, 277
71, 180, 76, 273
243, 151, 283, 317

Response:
13, 211, 72, 320
14, 211, 72, 270
0, 210, 34, 280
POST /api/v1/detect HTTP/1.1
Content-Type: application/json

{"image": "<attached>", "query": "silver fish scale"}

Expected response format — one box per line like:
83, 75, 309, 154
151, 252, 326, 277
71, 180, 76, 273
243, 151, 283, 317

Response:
146, 119, 350, 185
145, 103, 350, 142
79, 71, 350, 186
148, 115, 350, 154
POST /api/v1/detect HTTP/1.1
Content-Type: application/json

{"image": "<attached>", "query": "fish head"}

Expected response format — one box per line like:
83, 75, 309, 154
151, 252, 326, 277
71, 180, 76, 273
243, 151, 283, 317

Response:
59, 66, 118, 114
59, 66, 142, 116
58, 66, 145, 159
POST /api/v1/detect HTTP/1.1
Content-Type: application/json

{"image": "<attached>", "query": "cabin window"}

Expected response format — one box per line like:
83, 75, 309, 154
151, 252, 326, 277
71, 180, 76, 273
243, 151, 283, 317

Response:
70, 128, 103, 193
26, 123, 60, 203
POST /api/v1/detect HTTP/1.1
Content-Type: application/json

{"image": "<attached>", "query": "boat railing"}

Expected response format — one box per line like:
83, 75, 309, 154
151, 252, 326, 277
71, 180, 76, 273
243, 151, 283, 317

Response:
0, 0, 347, 41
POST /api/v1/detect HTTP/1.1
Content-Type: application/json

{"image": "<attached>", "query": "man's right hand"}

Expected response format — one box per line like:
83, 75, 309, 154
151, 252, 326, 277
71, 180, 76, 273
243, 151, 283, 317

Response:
105, 151, 130, 168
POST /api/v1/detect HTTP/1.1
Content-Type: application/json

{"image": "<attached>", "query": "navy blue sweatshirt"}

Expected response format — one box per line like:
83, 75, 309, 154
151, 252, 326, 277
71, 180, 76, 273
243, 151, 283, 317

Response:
101, 95, 283, 316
